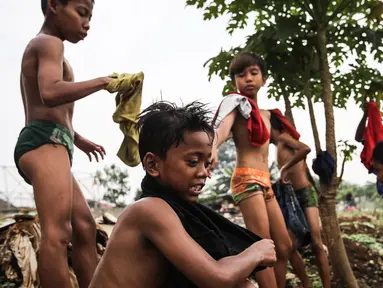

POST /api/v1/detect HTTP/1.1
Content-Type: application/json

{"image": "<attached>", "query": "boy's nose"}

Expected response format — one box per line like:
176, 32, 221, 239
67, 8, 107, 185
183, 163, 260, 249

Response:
83, 21, 90, 31
197, 165, 209, 178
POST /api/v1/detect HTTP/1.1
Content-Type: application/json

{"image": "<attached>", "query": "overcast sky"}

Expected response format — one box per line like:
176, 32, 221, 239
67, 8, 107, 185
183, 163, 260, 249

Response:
0, 0, 380, 206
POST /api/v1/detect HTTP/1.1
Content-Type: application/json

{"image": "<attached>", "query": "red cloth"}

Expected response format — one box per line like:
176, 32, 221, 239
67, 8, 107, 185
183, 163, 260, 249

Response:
269, 109, 301, 140
217, 92, 269, 146
361, 101, 383, 172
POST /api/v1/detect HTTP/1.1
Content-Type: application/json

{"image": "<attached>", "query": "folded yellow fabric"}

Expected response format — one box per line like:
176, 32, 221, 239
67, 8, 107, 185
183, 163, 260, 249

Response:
106, 72, 144, 167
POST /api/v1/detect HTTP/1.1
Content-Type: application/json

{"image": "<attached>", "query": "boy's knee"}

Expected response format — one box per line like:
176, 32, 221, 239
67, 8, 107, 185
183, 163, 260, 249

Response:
276, 238, 293, 260
311, 236, 324, 253
73, 215, 97, 244
42, 222, 72, 248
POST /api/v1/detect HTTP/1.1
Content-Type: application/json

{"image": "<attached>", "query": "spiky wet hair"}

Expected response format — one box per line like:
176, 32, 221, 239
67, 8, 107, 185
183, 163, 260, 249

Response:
137, 101, 215, 162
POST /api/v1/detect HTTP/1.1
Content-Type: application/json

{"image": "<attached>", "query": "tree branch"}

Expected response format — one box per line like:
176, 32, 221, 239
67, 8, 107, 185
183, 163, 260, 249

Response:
277, 77, 296, 127
338, 155, 347, 186
303, 0, 320, 25
327, 0, 353, 24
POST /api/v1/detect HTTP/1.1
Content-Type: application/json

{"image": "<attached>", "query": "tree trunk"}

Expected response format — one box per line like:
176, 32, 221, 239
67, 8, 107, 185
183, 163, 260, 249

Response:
306, 89, 321, 154
316, 28, 359, 287
280, 79, 296, 127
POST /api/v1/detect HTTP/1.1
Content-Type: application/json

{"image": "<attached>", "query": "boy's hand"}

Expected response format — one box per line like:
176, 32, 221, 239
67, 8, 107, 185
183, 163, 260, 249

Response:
279, 165, 291, 184
252, 239, 277, 267
75, 135, 106, 162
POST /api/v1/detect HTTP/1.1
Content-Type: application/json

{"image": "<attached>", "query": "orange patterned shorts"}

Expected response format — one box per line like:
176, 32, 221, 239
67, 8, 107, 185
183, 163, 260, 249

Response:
231, 168, 275, 204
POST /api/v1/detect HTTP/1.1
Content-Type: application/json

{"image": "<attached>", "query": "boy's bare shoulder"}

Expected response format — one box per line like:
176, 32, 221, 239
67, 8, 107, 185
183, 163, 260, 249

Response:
260, 109, 271, 118
24, 34, 64, 56
119, 197, 177, 227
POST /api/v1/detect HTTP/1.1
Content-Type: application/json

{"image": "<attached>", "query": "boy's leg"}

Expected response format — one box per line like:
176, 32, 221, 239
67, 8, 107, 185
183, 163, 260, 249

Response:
267, 197, 293, 288
18, 144, 73, 288
239, 195, 278, 288
288, 231, 311, 288
71, 176, 98, 288
305, 207, 331, 288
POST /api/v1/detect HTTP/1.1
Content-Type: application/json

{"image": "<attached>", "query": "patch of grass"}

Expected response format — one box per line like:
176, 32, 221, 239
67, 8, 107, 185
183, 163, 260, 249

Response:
343, 233, 383, 255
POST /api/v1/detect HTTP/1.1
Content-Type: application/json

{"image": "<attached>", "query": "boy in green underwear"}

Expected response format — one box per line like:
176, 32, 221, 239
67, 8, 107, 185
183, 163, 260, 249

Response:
270, 113, 331, 288
211, 52, 294, 288
14, 1, 113, 287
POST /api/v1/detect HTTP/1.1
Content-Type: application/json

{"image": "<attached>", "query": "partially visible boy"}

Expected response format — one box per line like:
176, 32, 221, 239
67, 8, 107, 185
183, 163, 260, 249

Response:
89, 101, 277, 288
355, 101, 383, 196
211, 52, 292, 287
270, 112, 331, 288
372, 141, 383, 184
15, 1, 114, 287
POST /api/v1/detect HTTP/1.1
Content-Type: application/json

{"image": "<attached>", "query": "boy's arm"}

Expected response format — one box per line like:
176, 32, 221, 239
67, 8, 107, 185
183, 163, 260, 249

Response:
20, 74, 27, 125
136, 198, 275, 288
214, 110, 237, 148
276, 133, 311, 182
211, 110, 237, 169
355, 111, 368, 143
35, 35, 111, 107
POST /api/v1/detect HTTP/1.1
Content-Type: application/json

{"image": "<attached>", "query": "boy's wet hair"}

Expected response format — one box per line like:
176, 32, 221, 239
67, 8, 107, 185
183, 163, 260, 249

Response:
229, 52, 267, 81
373, 141, 383, 164
41, 0, 95, 15
137, 101, 215, 162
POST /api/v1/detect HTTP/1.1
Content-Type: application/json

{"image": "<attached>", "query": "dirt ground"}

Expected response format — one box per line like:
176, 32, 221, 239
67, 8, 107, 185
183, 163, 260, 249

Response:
286, 213, 383, 288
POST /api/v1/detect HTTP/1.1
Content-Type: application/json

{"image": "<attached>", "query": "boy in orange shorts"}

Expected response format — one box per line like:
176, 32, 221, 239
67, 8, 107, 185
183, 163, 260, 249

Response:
211, 52, 302, 287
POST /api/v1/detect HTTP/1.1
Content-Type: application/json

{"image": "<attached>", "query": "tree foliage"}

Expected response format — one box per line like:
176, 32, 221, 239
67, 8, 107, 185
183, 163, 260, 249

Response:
94, 164, 130, 207
187, 0, 383, 108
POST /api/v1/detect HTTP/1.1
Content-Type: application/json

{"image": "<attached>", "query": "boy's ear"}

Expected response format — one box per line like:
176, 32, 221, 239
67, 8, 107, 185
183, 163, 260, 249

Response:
262, 76, 268, 86
231, 79, 237, 90
142, 152, 160, 177
48, 0, 58, 14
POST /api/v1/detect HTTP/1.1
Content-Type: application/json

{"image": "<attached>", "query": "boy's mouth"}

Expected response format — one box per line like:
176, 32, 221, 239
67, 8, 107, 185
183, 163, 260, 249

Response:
245, 84, 256, 90
79, 32, 87, 40
189, 184, 205, 195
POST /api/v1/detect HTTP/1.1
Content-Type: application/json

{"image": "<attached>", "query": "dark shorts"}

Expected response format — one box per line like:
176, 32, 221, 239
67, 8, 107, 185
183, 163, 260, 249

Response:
14, 120, 74, 184
295, 186, 318, 209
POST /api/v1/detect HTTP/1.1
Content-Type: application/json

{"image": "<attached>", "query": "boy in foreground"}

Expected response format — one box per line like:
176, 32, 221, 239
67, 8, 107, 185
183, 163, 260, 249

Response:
15, 1, 114, 287
89, 101, 276, 288
211, 52, 292, 287
270, 112, 331, 288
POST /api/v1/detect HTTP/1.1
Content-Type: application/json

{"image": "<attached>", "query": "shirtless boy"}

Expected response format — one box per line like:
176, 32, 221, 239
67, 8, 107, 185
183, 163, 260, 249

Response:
89, 101, 277, 288
14, 1, 113, 287
355, 103, 383, 196
211, 52, 293, 287
270, 113, 331, 288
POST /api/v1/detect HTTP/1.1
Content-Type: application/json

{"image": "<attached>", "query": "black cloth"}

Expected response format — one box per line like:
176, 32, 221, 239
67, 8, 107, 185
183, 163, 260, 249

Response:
312, 151, 335, 185
273, 182, 311, 248
140, 175, 265, 288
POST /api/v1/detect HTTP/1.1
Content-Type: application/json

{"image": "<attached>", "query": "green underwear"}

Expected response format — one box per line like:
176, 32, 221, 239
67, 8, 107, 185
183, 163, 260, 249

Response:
295, 186, 318, 209
14, 120, 74, 185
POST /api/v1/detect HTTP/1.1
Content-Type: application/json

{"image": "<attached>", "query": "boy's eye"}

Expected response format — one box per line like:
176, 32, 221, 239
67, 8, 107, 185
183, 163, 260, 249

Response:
188, 160, 198, 167
77, 9, 87, 17
205, 161, 212, 169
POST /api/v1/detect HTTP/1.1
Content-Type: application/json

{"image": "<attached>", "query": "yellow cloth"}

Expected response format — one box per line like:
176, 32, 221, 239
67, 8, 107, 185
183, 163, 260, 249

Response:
106, 72, 144, 167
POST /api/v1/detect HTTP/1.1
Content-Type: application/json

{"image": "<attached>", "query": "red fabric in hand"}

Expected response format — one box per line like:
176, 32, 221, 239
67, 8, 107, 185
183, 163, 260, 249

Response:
361, 101, 383, 172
